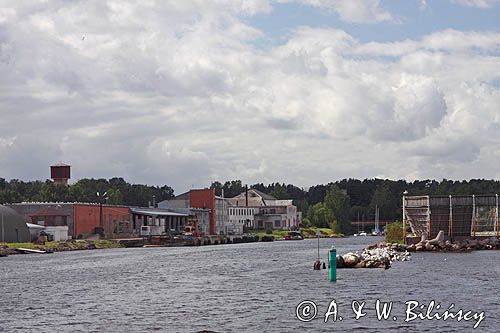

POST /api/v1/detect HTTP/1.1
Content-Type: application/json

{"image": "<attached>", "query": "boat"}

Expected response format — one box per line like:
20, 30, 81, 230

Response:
358, 232, 367, 236
282, 231, 304, 240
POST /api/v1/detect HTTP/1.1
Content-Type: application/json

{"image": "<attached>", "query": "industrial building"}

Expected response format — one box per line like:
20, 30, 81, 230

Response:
159, 189, 218, 235
404, 194, 500, 242
8, 203, 132, 239
0, 205, 31, 243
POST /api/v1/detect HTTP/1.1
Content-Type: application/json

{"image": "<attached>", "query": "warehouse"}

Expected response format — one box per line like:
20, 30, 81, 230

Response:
0, 205, 31, 243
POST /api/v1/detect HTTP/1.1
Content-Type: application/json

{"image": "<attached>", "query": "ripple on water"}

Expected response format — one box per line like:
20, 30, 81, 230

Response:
1, 237, 499, 332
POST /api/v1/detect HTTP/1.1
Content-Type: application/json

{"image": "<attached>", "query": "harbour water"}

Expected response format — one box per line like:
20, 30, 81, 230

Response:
1, 236, 499, 332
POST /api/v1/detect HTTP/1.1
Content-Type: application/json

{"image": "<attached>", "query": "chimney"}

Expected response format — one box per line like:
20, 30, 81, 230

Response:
245, 185, 249, 207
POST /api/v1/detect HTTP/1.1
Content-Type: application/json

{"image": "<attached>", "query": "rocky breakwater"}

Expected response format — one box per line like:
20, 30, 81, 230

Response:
407, 231, 500, 252
336, 242, 411, 269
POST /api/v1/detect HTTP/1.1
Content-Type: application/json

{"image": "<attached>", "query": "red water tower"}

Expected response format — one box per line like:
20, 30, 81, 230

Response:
50, 163, 71, 185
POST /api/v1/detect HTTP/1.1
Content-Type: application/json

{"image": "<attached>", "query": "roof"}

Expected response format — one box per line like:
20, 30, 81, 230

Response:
26, 223, 45, 229
250, 189, 276, 200
0, 205, 31, 242
130, 208, 188, 217
51, 162, 70, 167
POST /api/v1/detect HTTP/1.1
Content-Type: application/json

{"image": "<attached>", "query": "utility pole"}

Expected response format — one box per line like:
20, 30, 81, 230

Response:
1, 212, 4, 243
97, 191, 107, 236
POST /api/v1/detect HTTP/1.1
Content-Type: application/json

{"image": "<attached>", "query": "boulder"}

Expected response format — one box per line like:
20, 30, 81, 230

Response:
336, 255, 345, 268
354, 261, 366, 268
428, 231, 445, 246
342, 253, 359, 267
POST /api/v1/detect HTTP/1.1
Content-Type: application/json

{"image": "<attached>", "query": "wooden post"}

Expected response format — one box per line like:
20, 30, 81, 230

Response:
449, 195, 453, 243
472, 194, 476, 239
427, 196, 431, 239
402, 195, 406, 244
496, 194, 499, 239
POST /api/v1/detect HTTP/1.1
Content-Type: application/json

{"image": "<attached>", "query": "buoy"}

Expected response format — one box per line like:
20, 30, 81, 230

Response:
329, 245, 337, 281
314, 260, 321, 270
322, 262, 326, 269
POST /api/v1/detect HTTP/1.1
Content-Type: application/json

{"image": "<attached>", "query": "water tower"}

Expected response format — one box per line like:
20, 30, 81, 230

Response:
50, 163, 71, 185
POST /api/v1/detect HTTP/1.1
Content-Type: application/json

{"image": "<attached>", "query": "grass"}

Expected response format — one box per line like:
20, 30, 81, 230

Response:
250, 228, 344, 240
254, 230, 290, 240
300, 227, 344, 238
3, 242, 59, 249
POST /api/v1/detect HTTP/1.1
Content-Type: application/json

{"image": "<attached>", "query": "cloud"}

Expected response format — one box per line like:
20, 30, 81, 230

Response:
278, 0, 394, 23
451, 0, 500, 8
0, 2, 499, 191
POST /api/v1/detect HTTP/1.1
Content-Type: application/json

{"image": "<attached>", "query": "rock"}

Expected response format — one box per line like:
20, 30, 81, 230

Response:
407, 244, 416, 252
416, 244, 424, 252
425, 243, 434, 251
342, 253, 359, 267
428, 231, 445, 246
336, 255, 345, 268
354, 261, 366, 268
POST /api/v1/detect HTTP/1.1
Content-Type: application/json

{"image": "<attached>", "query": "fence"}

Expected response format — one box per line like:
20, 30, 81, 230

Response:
403, 195, 500, 241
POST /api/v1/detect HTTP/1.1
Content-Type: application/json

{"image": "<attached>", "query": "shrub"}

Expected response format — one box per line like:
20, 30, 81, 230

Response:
386, 222, 404, 244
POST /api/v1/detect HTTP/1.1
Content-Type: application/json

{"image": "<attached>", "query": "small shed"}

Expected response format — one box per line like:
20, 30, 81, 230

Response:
0, 205, 31, 243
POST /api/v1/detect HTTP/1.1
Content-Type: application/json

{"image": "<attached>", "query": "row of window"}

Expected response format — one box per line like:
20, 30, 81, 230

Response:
228, 208, 253, 215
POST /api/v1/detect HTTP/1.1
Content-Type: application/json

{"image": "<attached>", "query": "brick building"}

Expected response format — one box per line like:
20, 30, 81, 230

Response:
8, 203, 132, 239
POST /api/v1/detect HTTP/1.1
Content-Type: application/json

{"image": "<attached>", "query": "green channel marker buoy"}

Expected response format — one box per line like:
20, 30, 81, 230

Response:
329, 245, 336, 281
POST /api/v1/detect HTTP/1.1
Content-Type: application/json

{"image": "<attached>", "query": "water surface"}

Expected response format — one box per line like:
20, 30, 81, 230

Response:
1, 236, 499, 332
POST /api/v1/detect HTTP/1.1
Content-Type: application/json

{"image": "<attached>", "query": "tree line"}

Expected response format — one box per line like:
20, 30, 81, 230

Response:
0, 177, 174, 207
3, 177, 500, 234
210, 179, 500, 234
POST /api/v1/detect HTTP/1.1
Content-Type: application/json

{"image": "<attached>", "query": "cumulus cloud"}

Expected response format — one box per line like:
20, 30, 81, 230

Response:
451, 0, 500, 8
278, 0, 394, 23
0, 1, 499, 191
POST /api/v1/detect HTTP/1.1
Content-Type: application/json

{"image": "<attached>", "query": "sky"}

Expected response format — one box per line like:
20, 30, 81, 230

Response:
0, 0, 499, 193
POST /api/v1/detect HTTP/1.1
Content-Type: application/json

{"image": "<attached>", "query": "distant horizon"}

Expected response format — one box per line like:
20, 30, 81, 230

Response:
4, 174, 500, 195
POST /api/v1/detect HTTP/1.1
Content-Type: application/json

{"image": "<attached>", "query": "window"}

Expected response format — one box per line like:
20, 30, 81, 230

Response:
274, 220, 280, 227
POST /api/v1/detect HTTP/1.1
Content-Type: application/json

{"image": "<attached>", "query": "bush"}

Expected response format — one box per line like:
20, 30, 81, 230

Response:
386, 222, 404, 244
265, 229, 273, 235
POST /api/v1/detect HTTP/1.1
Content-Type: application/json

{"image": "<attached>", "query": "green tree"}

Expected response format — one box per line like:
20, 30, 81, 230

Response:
324, 185, 351, 233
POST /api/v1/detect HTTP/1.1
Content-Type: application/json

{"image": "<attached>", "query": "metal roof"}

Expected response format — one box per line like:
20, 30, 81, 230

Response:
130, 208, 188, 217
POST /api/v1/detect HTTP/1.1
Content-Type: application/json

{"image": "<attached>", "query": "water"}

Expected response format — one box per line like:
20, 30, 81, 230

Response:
1, 237, 499, 332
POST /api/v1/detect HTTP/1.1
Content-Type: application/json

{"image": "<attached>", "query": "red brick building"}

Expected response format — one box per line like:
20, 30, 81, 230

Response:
73, 204, 131, 238
9, 203, 132, 239
189, 189, 216, 235
158, 189, 217, 235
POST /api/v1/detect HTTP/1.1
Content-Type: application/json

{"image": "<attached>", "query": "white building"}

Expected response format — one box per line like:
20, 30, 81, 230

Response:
227, 189, 301, 231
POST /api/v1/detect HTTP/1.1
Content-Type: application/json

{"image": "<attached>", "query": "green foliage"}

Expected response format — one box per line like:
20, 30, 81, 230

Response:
0, 177, 174, 206
386, 222, 404, 244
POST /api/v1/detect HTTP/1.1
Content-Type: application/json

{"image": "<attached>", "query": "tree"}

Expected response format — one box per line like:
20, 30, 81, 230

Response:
324, 185, 351, 234
270, 183, 289, 199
